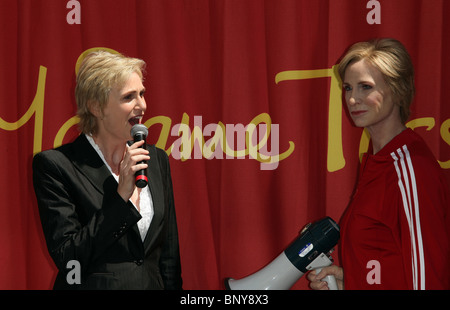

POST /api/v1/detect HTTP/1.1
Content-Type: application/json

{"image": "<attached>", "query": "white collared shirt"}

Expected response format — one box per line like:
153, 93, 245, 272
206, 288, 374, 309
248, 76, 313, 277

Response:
86, 134, 153, 242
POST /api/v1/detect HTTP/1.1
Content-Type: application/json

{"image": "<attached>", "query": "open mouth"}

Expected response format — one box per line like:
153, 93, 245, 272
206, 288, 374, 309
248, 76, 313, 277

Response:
128, 115, 143, 126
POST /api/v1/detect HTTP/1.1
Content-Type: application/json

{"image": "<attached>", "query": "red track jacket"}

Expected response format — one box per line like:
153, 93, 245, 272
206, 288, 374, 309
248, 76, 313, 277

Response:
340, 128, 450, 290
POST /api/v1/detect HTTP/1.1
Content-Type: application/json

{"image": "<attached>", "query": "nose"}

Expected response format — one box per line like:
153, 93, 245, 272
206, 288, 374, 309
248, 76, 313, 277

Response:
348, 96, 357, 106
136, 94, 147, 112
346, 90, 358, 106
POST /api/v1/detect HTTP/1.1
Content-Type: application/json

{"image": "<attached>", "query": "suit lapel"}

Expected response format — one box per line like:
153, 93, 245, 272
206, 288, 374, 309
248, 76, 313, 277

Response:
142, 146, 165, 251
68, 134, 113, 196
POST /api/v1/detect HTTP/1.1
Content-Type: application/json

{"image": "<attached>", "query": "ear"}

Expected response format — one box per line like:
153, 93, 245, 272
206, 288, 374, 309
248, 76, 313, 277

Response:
87, 100, 102, 118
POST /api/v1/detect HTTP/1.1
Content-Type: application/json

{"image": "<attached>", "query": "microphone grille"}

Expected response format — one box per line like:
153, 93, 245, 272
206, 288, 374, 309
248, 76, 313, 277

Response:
131, 124, 148, 137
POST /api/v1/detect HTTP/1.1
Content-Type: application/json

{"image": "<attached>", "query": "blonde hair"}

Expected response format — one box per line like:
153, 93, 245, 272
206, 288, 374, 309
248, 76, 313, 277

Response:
75, 51, 146, 134
338, 38, 415, 124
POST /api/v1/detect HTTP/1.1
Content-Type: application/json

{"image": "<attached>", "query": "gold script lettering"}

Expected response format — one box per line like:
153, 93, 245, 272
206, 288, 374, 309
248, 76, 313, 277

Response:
0, 66, 47, 155
275, 65, 345, 172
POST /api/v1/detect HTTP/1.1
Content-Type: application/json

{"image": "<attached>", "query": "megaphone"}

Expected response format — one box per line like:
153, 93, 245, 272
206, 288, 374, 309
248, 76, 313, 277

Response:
224, 216, 340, 290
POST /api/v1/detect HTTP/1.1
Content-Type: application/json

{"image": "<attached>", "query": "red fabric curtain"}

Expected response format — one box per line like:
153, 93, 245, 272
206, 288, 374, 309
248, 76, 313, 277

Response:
0, 0, 449, 289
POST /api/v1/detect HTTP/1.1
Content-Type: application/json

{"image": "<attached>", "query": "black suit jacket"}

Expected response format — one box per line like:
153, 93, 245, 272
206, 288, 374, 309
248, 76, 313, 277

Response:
32, 134, 182, 289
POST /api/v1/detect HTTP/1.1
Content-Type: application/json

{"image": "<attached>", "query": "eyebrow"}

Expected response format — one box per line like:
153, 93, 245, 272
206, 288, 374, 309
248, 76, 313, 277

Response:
343, 80, 374, 86
121, 87, 146, 96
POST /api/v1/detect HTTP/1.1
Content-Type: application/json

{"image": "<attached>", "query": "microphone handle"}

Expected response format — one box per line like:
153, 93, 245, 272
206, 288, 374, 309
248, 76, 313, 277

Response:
134, 133, 148, 188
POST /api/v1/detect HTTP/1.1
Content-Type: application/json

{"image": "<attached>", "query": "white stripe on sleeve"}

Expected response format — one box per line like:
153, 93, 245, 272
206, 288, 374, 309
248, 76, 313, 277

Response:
391, 145, 425, 290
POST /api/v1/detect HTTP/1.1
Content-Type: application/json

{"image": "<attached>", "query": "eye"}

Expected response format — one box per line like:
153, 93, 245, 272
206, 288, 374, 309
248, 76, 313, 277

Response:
361, 83, 373, 90
139, 90, 145, 98
343, 85, 352, 92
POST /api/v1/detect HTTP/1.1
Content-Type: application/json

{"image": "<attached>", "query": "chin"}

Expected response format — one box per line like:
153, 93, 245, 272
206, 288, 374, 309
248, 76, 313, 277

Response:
351, 119, 366, 128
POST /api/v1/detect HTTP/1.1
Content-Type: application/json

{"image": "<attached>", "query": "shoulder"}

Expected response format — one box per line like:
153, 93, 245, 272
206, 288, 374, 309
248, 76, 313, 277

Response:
395, 132, 450, 203
32, 135, 87, 171
33, 144, 72, 170
385, 130, 447, 200
388, 129, 439, 171
404, 131, 440, 171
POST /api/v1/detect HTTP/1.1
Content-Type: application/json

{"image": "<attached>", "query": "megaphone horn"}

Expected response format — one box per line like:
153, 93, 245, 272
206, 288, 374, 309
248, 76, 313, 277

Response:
224, 216, 340, 290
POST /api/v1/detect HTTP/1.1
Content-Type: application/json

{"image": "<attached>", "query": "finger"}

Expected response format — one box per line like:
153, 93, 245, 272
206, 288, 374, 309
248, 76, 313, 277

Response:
310, 280, 328, 291
307, 270, 318, 281
127, 148, 150, 159
314, 269, 327, 280
315, 266, 338, 280
131, 163, 148, 174
129, 140, 146, 149
123, 149, 149, 165
130, 154, 150, 163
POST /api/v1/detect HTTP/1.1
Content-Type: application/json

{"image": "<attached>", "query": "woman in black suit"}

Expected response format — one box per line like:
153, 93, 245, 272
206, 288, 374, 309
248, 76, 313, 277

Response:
32, 51, 182, 289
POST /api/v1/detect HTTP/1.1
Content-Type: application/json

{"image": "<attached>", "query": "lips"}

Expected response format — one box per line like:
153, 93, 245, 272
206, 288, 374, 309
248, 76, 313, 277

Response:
128, 115, 143, 126
350, 110, 367, 116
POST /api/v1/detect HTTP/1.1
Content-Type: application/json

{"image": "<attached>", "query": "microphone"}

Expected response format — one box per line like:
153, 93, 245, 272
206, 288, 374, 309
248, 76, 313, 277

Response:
131, 124, 149, 188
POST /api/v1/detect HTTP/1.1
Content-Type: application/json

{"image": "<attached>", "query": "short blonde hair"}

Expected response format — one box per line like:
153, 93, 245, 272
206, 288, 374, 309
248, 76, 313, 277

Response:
75, 51, 146, 134
338, 38, 415, 124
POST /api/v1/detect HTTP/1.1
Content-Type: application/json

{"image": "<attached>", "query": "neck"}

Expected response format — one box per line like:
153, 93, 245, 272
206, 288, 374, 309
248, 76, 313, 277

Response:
367, 122, 406, 154
91, 133, 126, 173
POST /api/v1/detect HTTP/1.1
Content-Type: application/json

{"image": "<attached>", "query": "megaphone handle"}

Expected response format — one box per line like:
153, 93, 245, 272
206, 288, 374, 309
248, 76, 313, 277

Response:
315, 268, 338, 290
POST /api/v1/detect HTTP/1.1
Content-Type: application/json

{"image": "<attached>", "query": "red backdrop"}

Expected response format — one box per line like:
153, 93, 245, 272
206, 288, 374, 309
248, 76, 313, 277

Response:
1, 0, 449, 290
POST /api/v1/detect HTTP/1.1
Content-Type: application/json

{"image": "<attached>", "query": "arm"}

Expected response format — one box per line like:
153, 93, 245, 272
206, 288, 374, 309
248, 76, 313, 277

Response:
156, 148, 183, 289
398, 161, 450, 290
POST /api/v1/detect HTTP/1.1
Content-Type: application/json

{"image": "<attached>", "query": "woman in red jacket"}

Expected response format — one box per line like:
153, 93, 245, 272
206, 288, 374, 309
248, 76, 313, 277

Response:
308, 38, 450, 290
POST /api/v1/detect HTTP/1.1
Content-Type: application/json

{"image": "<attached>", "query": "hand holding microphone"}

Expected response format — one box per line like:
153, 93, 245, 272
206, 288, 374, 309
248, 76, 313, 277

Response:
117, 124, 150, 202
131, 124, 149, 188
